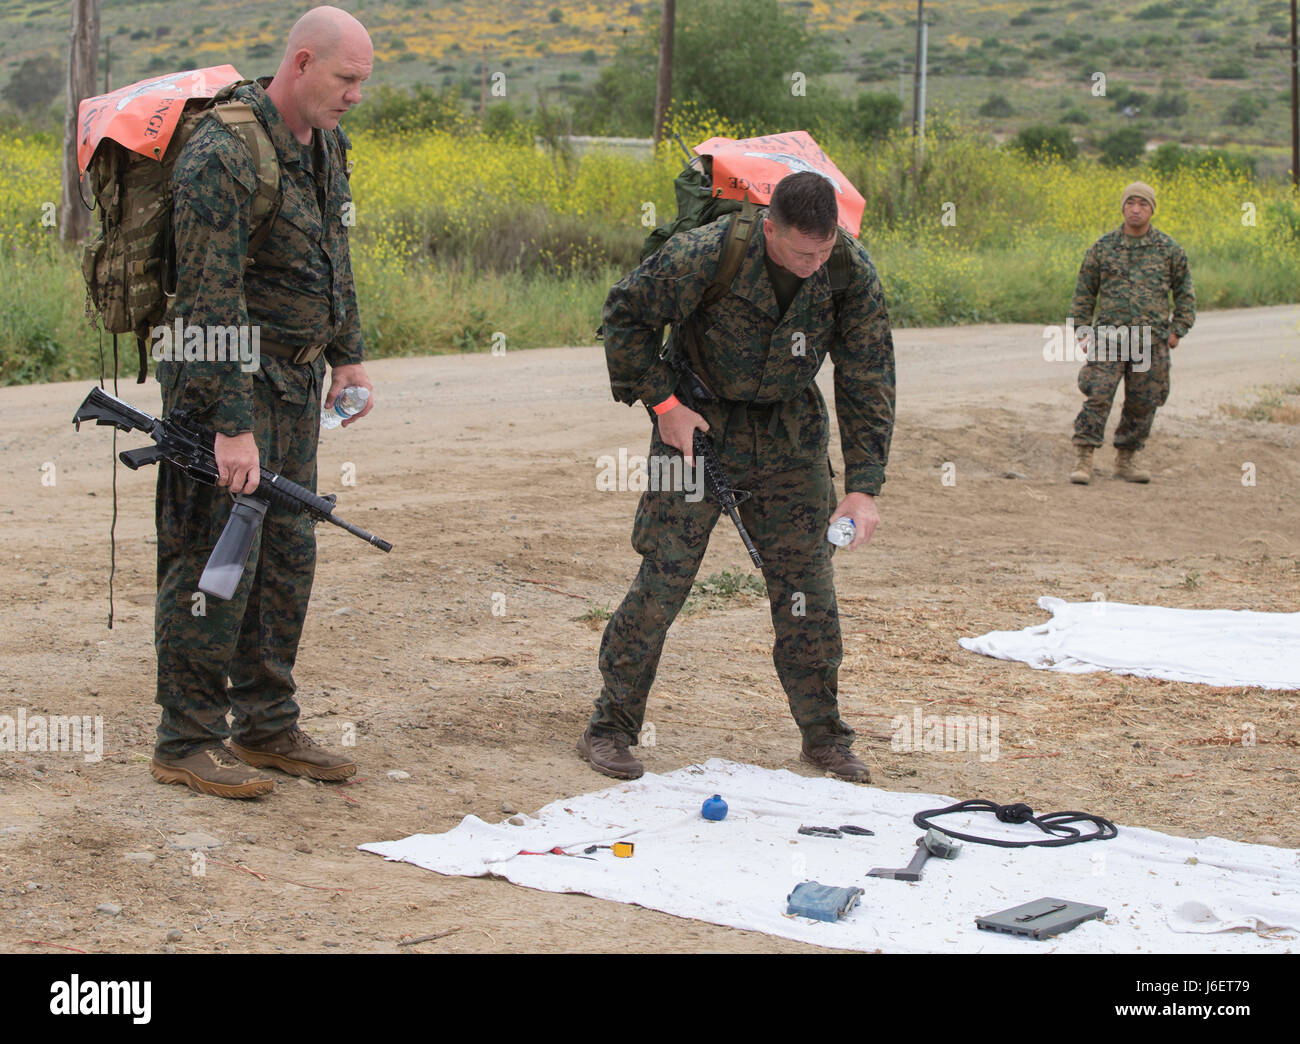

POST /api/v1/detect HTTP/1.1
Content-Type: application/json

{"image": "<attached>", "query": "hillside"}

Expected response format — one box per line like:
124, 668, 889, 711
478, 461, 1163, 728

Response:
2, 0, 1296, 157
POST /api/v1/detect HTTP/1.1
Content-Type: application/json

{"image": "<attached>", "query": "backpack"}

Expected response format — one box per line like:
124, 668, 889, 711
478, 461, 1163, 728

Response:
629, 153, 854, 379
640, 152, 854, 322
80, 79, 282, 384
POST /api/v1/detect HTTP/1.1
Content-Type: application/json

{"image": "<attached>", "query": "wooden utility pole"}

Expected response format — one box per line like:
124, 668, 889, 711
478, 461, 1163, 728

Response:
61, 0, 100, 243
653, 0, 675, 146
1292, 0, 1298, 191
911, 0, 924, 136
1258, 0, 1300, 191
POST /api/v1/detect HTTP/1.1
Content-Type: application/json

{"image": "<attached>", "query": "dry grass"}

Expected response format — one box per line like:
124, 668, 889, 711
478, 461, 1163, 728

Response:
1220, 383, 1300, 425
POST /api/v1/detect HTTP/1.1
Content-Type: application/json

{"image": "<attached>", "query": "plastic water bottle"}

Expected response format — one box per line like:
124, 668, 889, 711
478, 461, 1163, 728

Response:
826, 517, 855, 547
321, 386, 369, 429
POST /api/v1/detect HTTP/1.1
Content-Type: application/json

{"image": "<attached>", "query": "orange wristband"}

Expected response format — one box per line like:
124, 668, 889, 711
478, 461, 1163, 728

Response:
652, 395, 680, 416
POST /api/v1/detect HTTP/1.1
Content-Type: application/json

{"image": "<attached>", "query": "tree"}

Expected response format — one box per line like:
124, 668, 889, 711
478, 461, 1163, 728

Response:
574, 0, 833, 135
62, 0, 100, 243
2, 55, 63, 115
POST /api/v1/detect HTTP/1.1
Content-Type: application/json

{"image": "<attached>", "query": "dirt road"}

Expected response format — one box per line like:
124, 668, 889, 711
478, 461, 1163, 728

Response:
1, 305, 1297, 953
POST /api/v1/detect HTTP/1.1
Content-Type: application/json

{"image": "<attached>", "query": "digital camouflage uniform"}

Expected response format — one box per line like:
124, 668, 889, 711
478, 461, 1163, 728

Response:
1070, 226, 1195, 450
154, 79, 364, 758
590, 215, 896, 747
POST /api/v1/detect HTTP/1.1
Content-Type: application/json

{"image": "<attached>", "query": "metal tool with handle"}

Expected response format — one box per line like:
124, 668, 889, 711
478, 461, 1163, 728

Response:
867, 828, 961, 882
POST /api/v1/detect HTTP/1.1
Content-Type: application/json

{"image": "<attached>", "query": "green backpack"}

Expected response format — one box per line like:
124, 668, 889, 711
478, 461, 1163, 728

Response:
639, 151, 853, 313
81, 79, 282, 383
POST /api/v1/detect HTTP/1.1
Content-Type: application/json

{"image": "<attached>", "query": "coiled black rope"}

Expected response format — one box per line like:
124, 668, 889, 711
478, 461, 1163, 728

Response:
913, 799, 1117, 848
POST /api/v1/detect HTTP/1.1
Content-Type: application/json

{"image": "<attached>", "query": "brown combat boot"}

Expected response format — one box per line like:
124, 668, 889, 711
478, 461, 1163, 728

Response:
230, 726, 357, 782
578, 728, 644, 780
151, 745, 276, 799
1115, 447, 1150, 483
800, 741, 872, 783
1069, 444, 1094, 485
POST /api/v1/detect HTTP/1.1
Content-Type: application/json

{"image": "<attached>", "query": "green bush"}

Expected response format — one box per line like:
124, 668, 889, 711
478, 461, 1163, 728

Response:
1109, 86, 1149, 113
977, 95, 1014, 118
846, 91, 903, 140
342, 84, 469, 135
1225, 95, 1262, 126
1264, 199, 1300, 242
1099, 127, 1147, 167
1149, 143, 1257, 180
481, 101, 532, 144
1151, 93, 1188, 118
1149, 142, 1187, 178
1012, 124, 1078, 161
1208, 61, 1247, 80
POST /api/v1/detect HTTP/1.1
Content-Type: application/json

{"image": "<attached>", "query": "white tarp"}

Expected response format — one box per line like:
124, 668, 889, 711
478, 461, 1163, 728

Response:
360, 760, 1299, 953
959, 596, 1300, 689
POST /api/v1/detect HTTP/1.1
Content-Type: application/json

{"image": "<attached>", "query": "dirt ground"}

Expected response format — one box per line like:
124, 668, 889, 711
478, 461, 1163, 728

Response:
1, 304, 1297, 954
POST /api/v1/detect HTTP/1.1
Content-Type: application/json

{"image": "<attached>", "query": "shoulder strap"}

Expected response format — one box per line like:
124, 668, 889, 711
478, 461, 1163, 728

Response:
211, 101, 282, 260
664, 203, 761, 376
827, 231, 852, 309
700, 202, 759, 309
705, 212, 852, 315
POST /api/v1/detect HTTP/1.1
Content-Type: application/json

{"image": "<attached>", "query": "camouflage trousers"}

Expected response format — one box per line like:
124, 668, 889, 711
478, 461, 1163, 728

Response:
590, 419, 853, 748
1073, 340, 1171, 449
154, 360, 323, 758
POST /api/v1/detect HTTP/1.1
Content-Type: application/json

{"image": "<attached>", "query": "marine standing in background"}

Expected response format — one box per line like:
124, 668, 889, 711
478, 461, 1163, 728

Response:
1068, 181, 1195, 484
150, 6, 374, 798
581, 172, 896, 784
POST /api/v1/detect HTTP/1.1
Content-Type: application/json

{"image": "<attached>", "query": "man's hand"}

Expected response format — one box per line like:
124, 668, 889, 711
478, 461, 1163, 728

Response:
1167, 331, 1179, 349
657, 402, 709, 463
326, 363, 374, 427
215, 431, 260, 494
830, 491, 880, 551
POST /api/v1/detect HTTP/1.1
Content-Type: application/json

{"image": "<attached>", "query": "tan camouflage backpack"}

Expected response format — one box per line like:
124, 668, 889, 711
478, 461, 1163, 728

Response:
81, 79, 282, 383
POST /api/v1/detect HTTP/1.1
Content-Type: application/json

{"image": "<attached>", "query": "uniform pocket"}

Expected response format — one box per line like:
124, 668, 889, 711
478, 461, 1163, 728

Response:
630, 489, 662, 557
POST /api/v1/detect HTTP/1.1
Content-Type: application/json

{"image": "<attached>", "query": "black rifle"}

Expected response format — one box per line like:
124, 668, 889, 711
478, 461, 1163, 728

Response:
73, 387, 392, 600
652, 354, 763, 570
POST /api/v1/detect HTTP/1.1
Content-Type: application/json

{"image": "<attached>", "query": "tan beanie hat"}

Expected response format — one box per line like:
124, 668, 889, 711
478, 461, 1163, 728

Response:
1121, 181, 1156, 212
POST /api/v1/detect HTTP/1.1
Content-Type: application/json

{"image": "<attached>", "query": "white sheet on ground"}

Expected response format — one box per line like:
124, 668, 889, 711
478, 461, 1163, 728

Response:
958, 596, 1300, 689
359, 760, 1299, 953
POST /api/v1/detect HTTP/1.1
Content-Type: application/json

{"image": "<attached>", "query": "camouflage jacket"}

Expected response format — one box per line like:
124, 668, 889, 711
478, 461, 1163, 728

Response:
603, 215, 896, 496
161, 78, 365, 436
1069, 225, 1195, 340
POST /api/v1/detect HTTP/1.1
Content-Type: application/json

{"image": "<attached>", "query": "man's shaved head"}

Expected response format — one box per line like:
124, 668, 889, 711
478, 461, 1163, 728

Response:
283, 5, 371, 65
